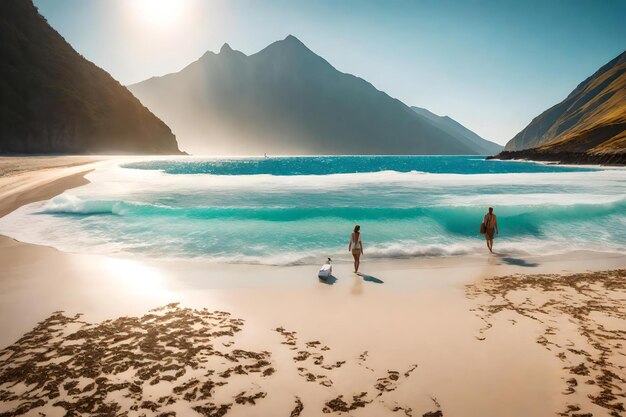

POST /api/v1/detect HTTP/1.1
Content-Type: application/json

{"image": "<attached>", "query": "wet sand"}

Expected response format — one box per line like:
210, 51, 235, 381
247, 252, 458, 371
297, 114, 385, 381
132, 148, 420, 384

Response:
0, 158, 625, 417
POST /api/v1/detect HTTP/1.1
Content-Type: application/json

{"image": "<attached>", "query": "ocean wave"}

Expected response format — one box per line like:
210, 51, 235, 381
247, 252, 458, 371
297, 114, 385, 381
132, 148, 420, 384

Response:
40, 194, 626, 224
197, 242, 485, 265
114, 240, 619, 266
79, 160, 626, 198
163, 238, 622, 265
2, 202, 624, 265
42, 194, 122, 215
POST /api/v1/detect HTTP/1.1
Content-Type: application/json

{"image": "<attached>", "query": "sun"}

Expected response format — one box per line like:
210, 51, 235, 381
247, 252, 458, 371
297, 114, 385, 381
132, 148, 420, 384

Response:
132, 0, 186, 30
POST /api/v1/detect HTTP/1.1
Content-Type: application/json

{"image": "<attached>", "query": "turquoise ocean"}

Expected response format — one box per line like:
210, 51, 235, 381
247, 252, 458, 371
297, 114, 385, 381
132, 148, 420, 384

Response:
1, 156, 624, 265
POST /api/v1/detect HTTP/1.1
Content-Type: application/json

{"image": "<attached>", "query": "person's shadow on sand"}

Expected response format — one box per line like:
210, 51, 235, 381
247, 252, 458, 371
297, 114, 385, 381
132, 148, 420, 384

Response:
357, 273, 384, 284
494, 254, 539, 268
319, 275, 338, 285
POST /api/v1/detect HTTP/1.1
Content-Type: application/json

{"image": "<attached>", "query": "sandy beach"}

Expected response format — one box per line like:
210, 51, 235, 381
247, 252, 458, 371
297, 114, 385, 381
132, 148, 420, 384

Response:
0, 157, 625, 417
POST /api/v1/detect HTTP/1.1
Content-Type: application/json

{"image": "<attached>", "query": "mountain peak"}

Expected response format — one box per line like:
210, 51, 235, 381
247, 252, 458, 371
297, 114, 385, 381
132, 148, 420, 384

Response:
280, 35, 310, 50
283, 34, 302, 44
254, 34, 318, 61
212, 43, 246, 60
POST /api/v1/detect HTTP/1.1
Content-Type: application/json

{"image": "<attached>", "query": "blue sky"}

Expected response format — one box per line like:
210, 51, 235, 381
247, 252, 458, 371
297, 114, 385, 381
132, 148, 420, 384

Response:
34, 0, 626, 145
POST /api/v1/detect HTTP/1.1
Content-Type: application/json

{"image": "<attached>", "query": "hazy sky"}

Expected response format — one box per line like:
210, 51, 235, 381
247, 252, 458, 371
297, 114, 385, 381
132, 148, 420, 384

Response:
34, 0, 626, 145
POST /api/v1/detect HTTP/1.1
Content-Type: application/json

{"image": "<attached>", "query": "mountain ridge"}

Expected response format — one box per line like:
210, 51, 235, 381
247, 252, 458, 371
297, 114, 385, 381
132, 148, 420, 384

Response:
411, 107, 502, 155
129, 35, 500, 156
496, 50, 626, 164
0, 0, 182, 154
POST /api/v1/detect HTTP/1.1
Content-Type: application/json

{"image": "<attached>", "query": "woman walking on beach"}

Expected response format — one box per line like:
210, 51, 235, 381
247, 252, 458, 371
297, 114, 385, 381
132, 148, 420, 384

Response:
349, 225, 364, 273
483, 207, 498, 253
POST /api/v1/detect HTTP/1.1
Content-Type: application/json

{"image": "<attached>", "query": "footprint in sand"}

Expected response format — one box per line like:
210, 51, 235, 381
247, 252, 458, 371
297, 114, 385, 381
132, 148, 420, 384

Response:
466, 269, 626, 417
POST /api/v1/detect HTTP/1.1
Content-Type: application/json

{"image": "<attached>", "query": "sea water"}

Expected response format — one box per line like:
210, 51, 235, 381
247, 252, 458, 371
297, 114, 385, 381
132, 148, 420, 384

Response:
1, 156, 624, 265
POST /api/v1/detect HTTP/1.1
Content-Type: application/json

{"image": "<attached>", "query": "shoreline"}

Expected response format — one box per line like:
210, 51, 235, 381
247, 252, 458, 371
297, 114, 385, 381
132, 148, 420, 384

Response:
487, 150, 626, 166
0, 156, 104, 218
1, 157, 625, 417
0, 170, 93, 217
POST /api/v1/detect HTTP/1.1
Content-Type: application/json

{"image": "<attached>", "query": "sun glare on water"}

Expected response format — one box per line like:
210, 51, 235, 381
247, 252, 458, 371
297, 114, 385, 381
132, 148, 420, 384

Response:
131, 0, 187, 30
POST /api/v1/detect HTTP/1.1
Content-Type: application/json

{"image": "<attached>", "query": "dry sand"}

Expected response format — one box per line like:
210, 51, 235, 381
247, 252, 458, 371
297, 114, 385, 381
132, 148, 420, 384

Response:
0, 156, 103, 217
0, 156, 101, 178
0, 157, 624, 417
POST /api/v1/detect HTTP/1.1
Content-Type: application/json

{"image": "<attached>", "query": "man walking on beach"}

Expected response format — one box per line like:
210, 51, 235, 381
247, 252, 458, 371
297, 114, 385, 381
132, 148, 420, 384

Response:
483, 207, 498, 253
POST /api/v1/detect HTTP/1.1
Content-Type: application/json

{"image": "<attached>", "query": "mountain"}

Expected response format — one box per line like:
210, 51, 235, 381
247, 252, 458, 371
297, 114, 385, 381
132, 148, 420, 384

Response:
494, 51, 626, 164
411, 107, 502, 154
0, 0, 181, 154
130, 36, 496, 155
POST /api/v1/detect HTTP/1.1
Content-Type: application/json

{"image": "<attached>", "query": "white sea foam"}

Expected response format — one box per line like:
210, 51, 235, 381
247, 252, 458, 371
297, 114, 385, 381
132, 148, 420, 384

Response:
0, 157, 624, 265
437, 193, 626, 207
66, 159, 626, 201
42, 194, 120, 214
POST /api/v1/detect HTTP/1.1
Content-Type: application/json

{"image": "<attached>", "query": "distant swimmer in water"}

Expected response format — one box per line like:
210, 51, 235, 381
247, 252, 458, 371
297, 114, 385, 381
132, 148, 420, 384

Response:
264, 153, 268, 158
482, 207, 499, 253
349, 224, 364, 273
